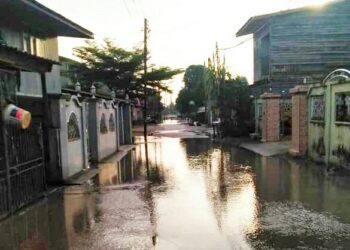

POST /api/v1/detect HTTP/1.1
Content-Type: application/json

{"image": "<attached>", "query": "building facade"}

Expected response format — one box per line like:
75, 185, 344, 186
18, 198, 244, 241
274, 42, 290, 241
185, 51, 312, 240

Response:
237, 0, 350, 96
0, 0, 92, 218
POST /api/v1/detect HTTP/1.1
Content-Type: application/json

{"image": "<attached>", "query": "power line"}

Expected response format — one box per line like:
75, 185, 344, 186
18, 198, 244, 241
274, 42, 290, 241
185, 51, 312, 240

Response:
131, 0, 145, 18
219, 36, 253, 51
122, 0, 133, 19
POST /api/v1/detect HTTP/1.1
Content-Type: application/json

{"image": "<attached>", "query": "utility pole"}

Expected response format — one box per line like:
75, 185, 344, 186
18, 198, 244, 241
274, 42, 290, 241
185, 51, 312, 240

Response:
143, 18, 150, 177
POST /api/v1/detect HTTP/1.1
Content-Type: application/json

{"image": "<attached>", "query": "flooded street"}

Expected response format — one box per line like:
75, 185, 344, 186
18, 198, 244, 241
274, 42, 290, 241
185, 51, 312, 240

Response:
138, 135, 350, 249
1, 122, 350, 249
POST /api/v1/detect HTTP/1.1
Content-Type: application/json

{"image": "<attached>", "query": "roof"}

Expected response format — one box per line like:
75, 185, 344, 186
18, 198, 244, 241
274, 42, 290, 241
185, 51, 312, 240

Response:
0, 44, 60, 72
0, 0, 93, 39
59, 56, 79, 64
236, 0, 344, 37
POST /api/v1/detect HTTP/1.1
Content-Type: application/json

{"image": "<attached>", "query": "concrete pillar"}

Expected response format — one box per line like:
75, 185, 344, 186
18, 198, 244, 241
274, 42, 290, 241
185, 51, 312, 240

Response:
261, 92, 281, 142
87, 99, 99, 163
289, 85, 308, 157
114, 102, 120, 151
118, 105, 125, 145
81, 100, 89, 169
123, 104, 132, 145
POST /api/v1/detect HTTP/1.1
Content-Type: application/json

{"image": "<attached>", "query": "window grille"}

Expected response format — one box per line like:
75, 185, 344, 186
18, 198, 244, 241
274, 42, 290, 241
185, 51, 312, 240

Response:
335, 92, 350, 122
310, 96, 325, 121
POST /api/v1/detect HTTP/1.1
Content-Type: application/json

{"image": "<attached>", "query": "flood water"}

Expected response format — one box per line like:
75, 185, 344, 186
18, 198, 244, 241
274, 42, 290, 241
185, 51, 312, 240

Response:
136, 137, 350, 249
1, 135, 350, 249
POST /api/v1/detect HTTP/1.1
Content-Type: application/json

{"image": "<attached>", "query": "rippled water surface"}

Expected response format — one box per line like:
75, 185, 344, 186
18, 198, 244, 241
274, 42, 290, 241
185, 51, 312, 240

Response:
136, 137, 350, 249
1, 136, 350, 250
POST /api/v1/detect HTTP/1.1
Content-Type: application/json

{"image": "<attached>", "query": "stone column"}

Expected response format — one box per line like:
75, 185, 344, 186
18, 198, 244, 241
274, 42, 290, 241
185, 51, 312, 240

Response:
289, 85, 308, 157
261, 92, 281, 142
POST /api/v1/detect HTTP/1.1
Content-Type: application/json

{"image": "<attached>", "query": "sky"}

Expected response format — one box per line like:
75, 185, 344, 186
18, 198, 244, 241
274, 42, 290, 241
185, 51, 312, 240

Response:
38, 0, 333, 105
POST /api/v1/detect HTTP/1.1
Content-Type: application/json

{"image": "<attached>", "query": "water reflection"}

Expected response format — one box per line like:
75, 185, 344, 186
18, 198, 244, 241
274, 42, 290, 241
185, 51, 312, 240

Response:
135, 137, 350, 249
1, 136, 350, 249
0, 193, 67, 250
135, 138, 259, 249
97, 150, 139, 186
0, 151, 141, 250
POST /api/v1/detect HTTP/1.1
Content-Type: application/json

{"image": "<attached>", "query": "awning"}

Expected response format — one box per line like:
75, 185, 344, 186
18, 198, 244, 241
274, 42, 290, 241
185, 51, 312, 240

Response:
0, 0, 93, 39
0, 45, 60, 73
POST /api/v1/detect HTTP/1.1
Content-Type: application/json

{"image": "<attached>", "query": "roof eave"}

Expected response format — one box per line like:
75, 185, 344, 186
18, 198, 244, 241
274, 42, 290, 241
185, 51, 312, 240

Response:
20, 0, 94, 39
236, 18, 254, 37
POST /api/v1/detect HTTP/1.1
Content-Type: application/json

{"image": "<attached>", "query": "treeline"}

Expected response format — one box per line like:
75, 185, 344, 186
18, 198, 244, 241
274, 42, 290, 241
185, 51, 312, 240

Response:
65, 39, 183, 119
176, 45, 252, 136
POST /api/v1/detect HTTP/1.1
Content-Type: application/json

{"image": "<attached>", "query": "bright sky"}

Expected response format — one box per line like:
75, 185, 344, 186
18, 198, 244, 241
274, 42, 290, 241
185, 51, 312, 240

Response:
38, 0, 333, 105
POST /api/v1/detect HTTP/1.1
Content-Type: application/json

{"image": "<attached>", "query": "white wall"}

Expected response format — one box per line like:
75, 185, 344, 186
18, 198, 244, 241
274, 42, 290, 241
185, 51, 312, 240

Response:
60, 96, 86, 180
96, 100, 117, 161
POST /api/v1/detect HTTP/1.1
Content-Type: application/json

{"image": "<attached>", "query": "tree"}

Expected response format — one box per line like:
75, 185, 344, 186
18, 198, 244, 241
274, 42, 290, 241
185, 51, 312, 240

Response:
147, 93, 164, 121
176, 65, 208, 116
71, 39, 182, 98
217, 77, 252, 136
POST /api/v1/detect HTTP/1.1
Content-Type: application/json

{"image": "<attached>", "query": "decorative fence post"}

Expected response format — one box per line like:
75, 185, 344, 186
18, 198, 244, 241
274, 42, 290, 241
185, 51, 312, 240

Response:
289, 85, 309, 157
119, 103, 125, 145
261, 92, 281, 142
123, 102, 132, 145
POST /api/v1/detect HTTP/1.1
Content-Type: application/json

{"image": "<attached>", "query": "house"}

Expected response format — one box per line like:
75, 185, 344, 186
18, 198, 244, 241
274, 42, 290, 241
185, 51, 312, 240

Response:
0, 0, 93, 217
60, 56, 79, 88
237, 0, 350, 96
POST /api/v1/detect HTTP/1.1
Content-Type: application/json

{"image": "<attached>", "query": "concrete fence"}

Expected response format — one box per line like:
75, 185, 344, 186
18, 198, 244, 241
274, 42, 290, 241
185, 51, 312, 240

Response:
287, 69, 350, 169
87, 99, 117, 163
307, 69, 350, 168
58, 95, 88, 180
48, 90, 133, 182
251, 69, 350, 169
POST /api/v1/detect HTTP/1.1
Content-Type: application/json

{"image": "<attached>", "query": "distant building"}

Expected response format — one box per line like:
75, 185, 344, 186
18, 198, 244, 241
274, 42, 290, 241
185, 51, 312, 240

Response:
60, 56, 79, 88
236, 0, 350, 96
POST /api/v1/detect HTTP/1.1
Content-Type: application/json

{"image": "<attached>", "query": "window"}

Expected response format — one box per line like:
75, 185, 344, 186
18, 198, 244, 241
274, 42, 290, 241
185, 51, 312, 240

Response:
67, 113, 80, 142
23, 34, 38, 55
259, 34, 270, 76
0, 70, 17, 102
23, 34, 31, 54
335, 92, 350, 122
100, 114, 108, 134
109, 114, 115, 132
32, 38, 37, 55
310, 96, 325, 121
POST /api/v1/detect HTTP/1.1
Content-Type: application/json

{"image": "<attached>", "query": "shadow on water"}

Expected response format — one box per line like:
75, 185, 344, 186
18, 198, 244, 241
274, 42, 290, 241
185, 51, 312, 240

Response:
135, 137, 350, 250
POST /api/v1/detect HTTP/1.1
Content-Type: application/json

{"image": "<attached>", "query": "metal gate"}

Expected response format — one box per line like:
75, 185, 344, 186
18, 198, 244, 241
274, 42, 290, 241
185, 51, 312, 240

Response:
280, 98, 292, 136
0, 117, 46, 218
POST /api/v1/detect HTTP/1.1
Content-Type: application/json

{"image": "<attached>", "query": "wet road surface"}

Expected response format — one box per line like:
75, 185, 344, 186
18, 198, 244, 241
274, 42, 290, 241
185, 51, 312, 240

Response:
1, 122, 350, 249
